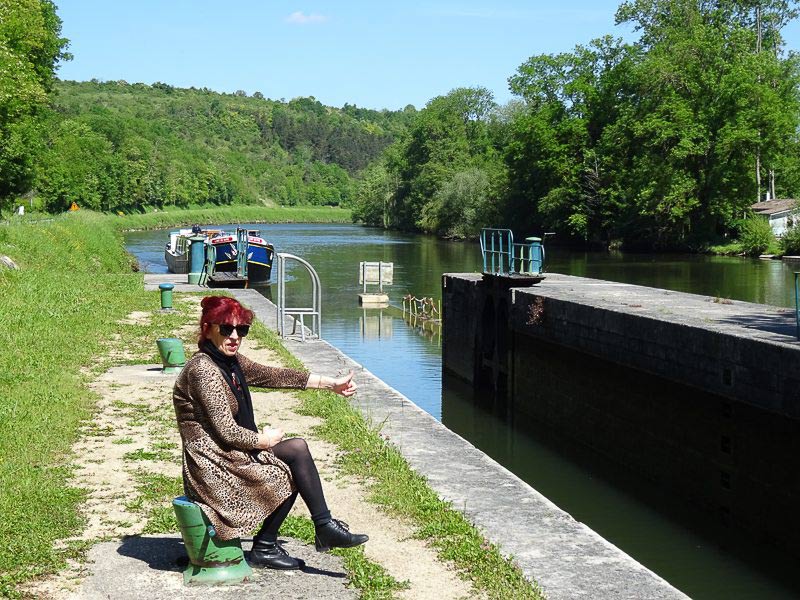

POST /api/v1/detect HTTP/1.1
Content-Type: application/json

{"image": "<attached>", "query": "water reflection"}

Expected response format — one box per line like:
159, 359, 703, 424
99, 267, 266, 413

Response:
358, 308, 393, 340
443, 372, 800, 600
400, 312, 441, 346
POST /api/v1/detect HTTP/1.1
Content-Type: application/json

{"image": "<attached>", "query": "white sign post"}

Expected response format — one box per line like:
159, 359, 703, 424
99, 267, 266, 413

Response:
358, 261, 393, 305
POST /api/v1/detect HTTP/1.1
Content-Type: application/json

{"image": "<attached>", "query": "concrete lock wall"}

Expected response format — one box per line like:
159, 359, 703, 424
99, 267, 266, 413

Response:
442, 272, 800, 558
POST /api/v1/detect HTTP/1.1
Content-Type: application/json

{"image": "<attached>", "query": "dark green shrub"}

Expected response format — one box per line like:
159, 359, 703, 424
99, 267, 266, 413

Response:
738, 217, 776, 256
781, 222, 800, 255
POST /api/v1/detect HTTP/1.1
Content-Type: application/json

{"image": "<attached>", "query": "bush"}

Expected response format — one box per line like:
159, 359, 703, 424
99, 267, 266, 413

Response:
781, 223, 800, 255
738, 216, 776, 256
418, 168, 497, 239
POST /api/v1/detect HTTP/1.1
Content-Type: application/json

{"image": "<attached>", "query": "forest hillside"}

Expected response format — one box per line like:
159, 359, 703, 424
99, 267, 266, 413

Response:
38, 80, 415, 213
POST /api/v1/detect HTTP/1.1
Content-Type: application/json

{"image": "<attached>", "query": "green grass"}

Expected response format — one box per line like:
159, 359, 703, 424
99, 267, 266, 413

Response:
126, 471, 183, 535
113, 205, 352, 231
0, 211, 153, 596
706, 236, 781, 256
281, 516, 409, 599
0, 213, 233, 594
705, 241, 743, 255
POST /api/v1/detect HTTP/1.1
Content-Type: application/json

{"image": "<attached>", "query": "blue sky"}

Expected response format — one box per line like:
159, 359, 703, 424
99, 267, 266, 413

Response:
55, 1, 800, 111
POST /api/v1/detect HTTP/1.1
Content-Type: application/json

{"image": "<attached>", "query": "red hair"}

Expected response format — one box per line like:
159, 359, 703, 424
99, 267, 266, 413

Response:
198, 296, 254, 348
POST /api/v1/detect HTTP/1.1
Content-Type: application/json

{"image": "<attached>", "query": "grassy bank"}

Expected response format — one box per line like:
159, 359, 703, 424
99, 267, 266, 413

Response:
0, 212, 151, 595
0, 211, 540, 598
113, 205, 352, 230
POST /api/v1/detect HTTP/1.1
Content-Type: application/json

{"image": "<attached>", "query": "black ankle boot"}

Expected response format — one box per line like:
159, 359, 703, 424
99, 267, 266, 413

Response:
314, 519, 369, 552
249, 537, 302, 570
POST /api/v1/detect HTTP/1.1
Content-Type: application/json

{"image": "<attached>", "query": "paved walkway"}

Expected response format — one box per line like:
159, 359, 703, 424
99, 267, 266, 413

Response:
72, 537, 355, 600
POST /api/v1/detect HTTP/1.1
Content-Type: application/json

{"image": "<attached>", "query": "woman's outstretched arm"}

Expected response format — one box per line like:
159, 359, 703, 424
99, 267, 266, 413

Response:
306, 371, 357, 397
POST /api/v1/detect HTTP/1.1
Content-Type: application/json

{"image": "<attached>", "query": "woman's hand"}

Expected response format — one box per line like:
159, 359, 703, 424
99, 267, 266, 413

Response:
259, 427, 285, 449
307, 371, 358, 397
331, 371, 357, 397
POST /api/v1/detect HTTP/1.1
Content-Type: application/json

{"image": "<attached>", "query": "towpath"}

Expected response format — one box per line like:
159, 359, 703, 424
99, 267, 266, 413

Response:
24, 291, 473, 600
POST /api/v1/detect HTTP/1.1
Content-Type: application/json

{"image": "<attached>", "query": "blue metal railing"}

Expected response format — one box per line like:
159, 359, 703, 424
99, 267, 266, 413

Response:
480, 229, 545, 275
480, 228, 512, 273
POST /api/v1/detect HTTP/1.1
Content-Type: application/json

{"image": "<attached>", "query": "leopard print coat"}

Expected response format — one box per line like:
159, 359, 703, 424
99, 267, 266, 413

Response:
173, 351, 310, 540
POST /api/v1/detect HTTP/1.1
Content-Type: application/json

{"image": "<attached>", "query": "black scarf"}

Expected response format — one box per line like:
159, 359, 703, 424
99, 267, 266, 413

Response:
200, 340, 258, 433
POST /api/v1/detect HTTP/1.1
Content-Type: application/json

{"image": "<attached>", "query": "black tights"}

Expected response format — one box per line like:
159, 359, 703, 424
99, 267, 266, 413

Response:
255, 437, 331, 541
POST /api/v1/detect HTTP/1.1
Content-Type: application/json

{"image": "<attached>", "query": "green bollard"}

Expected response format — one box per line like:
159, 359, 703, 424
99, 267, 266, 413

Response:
188, 235, 206, 285
159, 283, 174, 310
156, 338, 186, 374
173, 496, 252, 586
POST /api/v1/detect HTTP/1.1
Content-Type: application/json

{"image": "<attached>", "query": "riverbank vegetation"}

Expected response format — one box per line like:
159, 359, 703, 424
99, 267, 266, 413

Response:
353, 0, 800, 250
4, 1, 800, 253
36, 80, 413, 213
111, 205, 351, 231
0, 210, 541, 598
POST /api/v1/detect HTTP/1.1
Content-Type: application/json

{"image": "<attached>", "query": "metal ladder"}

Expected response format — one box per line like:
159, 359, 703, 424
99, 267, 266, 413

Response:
276, 253, 321, 341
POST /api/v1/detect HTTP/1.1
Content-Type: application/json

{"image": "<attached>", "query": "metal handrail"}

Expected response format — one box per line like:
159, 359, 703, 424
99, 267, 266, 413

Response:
276, 252, 321, 341
176, 235, 189, 255
480, 228, 514, 274
480, 229, 546, 275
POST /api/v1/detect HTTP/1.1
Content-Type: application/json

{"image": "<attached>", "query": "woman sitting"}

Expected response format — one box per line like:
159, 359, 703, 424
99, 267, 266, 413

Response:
173, 295, 368, 570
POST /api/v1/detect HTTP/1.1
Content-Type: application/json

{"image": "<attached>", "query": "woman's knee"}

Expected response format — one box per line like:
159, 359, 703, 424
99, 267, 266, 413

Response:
286, 437, 309, 454
274, 437, 310, 462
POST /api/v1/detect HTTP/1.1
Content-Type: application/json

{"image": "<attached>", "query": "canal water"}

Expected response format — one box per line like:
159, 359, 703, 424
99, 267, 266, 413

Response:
125, 223, 800, 599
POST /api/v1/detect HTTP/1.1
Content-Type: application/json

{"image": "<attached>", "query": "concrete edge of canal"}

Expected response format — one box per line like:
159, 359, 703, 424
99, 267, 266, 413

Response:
227, 287, 689, 600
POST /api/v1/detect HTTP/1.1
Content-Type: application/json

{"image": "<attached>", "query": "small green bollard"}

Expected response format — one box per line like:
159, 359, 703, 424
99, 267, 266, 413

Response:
159, 282, 174, 310
156, 338, 186, 374
173, 496, 252, 586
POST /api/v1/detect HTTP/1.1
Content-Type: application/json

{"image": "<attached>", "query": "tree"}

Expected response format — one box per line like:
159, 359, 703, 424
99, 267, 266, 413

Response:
0, 0, 70, 211
352, 161, 395, 227
614, 0, 800, 245
505, 36, 634, 242
418, 168, 498, 238
504, 0, 800, 248
389, 87, 505, 233
36, 119, 116, 212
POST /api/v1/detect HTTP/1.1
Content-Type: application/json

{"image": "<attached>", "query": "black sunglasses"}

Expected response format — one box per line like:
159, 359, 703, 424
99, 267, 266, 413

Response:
217, 323, 250, 337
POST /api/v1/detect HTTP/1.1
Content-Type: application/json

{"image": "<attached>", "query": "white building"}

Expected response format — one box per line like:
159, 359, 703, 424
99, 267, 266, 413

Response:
750, 199, 798, 236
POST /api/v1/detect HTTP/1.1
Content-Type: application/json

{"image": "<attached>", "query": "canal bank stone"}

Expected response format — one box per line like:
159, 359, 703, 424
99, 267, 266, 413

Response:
231, 289, 688, 600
